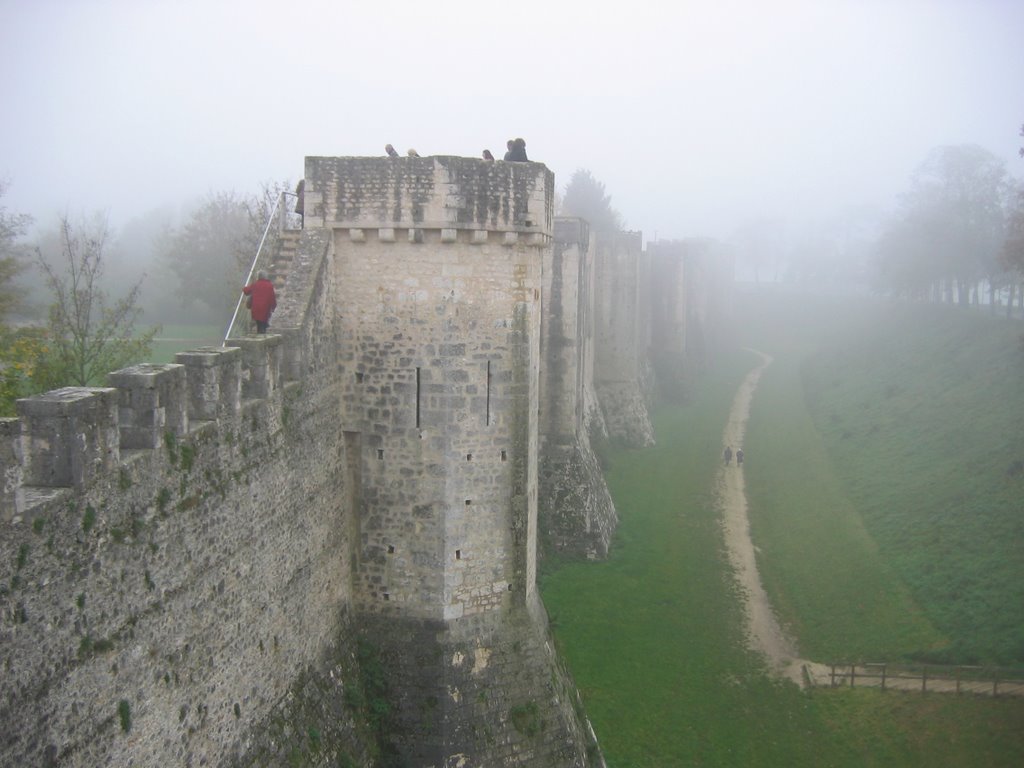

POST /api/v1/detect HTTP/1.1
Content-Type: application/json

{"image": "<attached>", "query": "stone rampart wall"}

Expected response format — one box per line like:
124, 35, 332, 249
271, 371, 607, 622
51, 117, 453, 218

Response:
539, 219, 616, 558
647, 240, 690, 388
0, 231, 358, 765
593, 231, 654, 447
648, 238, 735, 376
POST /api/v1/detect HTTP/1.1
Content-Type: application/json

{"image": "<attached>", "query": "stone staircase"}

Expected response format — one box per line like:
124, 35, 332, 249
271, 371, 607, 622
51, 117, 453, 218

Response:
269, 228, 301, 292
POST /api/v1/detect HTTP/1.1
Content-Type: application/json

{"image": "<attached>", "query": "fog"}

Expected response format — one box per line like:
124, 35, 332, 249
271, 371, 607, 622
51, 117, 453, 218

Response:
1, 0, 1021, 243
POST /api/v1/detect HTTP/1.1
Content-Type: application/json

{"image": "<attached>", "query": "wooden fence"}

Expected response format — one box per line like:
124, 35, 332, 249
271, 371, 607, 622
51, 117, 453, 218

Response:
824, 663, 1024, 696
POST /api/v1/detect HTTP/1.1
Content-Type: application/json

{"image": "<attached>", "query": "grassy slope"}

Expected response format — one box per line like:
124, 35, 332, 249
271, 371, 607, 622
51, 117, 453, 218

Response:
739, 291, 946, 661
541, 288, 1024, 766
542, 349, 827, 767
796, 298, 1024, 664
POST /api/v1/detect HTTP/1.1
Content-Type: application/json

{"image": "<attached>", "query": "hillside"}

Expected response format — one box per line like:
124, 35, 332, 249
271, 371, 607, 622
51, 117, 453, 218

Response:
741, 288, 1024, 665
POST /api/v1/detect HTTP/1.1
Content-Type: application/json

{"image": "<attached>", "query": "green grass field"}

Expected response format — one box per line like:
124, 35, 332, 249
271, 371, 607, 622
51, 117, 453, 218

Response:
540, 287, 1024, 766
739, 290, 1024, 665
799, 300, 1024, 665
147, 323, 223, 364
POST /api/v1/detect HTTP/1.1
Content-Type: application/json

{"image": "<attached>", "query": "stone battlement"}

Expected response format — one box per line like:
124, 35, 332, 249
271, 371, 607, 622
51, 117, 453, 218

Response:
303, 155, 554, 235
0, 334, 287, 524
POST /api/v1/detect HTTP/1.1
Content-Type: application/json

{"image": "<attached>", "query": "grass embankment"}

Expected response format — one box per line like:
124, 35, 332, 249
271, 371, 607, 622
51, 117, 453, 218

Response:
541, 289, 1024, 766
739, 290, 1024, 664
739, 294, 946, 662
798, 298, 1024, 664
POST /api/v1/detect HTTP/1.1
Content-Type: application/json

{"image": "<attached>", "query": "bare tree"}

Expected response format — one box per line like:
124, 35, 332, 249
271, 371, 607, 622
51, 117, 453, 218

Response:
157, 181, 292, 323
158, 192, 250, 321
35, 216, 158, 388
0, 180, 32, 322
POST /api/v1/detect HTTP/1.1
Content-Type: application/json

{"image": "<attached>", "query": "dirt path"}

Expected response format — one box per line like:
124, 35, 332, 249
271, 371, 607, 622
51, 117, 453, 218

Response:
715, 354, 1023, 694
716, 349, 823, 686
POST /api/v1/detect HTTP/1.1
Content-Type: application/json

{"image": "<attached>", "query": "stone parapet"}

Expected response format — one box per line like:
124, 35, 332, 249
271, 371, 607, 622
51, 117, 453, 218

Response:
174, 345, 243, 422
0, 418, 22, 522
303, 155, 554, 235
234, 334, 283, 400
0, 336, 298, 521
16, 387, 119, 489
107, 363, 188, 449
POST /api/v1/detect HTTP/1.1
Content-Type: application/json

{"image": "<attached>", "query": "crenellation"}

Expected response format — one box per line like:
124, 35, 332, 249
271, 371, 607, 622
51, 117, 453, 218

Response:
17, 386, 120, 489
233, 333, 283, 400
0, 417, 22, 520
174, 345, 242, 423
107, 362, 188, 450
275, 327, 305, 382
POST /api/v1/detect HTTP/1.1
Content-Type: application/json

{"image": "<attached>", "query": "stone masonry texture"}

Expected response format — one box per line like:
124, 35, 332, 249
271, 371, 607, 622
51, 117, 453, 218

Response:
0, 154, 731, 767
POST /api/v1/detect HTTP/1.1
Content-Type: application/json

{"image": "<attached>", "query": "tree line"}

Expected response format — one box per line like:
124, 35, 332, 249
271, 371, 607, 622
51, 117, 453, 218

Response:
0, 180, 290, 415
875, 142, 1024, 310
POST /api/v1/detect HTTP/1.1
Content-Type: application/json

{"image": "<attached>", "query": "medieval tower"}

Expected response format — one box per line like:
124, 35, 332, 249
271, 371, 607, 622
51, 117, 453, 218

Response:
301, 155, 593, 764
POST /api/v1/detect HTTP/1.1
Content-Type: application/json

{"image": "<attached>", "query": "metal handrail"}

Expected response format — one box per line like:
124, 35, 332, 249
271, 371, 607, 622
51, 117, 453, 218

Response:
222, 192, 296, 345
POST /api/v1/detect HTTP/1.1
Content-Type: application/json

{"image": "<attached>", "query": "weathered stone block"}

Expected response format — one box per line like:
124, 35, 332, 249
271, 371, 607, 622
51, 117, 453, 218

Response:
16, 386, 119, 487
107, 363, 188, 449
234, 334, 283, 400
0, 417, 22, 520
175, 346, 242, 421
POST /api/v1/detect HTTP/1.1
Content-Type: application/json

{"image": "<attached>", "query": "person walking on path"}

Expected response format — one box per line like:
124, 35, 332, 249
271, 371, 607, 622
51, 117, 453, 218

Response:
736, 448, 744, 467
723, 445, 733, 466
242, 271, 277, 334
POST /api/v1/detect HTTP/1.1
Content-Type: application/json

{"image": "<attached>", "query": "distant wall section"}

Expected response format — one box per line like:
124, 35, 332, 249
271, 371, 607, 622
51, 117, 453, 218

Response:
593, 230, 655, 447
539, 218, 616, 558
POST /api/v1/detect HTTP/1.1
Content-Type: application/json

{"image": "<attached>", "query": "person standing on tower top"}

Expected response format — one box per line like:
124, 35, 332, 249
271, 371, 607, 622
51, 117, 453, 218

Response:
506, 137, 529, 161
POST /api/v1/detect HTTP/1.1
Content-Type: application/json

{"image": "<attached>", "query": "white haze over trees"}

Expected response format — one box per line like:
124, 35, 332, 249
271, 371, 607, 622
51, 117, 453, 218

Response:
875, 145, 1012, 302
0, 0, 1022, 320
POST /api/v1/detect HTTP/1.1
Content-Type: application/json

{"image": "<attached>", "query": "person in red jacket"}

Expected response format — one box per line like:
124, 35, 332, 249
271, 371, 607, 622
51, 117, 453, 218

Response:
242, 271, 277, 334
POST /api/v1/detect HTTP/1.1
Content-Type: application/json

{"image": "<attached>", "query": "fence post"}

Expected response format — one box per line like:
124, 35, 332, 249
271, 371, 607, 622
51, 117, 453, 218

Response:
955, 666, 961, 694
850, 664, 856, 688
881, 664, 887, 691
993, 671, 998, 697
830, 664, 836, 688
921, 665, 928, 693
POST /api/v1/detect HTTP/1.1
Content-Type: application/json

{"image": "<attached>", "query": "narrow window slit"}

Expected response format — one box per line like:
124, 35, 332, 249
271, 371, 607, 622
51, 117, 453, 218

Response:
455, 549, 462, 560
485, 360, 491, 426
377, 449, 384, 460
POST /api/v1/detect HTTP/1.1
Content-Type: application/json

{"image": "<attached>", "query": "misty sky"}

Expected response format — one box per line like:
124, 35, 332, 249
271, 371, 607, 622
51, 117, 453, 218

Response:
1, 0, 1021, 243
